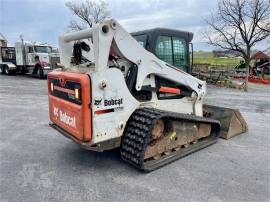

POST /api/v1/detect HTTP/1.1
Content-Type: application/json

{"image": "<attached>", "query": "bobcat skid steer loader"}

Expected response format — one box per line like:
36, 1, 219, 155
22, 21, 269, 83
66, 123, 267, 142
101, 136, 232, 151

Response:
48, 19, 247, 171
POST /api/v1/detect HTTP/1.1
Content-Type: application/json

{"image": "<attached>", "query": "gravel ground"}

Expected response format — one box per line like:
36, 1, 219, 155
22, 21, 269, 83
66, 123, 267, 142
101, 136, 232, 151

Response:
0, 74, 269, 202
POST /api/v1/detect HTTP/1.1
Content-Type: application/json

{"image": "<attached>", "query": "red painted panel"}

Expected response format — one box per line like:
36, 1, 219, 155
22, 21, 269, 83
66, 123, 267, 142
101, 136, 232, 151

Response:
47, 71, 92, 142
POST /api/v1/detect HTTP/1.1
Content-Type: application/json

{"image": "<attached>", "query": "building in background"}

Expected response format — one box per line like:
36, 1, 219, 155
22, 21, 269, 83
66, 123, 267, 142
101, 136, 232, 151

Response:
0, 33, 7, 47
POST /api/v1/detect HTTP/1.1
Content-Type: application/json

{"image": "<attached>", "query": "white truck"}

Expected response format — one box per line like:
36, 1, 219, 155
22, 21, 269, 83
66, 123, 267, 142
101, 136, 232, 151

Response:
15, 40, 60, 79
0, 39, 60, 79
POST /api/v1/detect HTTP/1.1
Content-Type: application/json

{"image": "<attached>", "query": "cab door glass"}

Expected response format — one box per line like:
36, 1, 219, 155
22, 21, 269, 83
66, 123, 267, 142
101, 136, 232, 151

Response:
155, 36, 173, 65
155, 36, 187, 70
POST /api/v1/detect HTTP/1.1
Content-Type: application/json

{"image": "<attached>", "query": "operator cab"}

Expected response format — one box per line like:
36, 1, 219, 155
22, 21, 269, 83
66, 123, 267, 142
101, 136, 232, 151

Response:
131, 28, 193, 73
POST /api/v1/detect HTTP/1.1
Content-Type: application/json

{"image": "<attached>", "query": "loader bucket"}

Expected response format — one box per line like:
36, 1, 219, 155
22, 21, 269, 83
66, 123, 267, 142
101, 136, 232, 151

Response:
203, 104, 248, 139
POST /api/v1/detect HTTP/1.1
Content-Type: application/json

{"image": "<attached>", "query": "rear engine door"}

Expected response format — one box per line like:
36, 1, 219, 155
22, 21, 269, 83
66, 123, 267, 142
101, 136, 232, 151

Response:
48, 71, 91, 142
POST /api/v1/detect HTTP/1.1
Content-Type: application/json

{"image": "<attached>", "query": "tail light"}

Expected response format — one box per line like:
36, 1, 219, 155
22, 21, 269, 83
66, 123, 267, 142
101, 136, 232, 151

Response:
50, 82, 54, 92
75, 88, 80, 100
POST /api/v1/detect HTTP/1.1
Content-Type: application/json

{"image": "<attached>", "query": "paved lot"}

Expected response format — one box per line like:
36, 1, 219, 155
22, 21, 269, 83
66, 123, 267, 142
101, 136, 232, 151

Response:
0, 74, 269, 202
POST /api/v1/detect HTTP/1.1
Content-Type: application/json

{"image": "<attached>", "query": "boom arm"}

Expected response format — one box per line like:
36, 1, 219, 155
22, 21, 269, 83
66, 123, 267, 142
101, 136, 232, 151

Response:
59, 19, 206, 100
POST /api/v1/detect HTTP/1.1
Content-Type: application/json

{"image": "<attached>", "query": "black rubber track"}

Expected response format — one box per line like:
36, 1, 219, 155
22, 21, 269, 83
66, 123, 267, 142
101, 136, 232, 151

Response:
120, 108, 221, 172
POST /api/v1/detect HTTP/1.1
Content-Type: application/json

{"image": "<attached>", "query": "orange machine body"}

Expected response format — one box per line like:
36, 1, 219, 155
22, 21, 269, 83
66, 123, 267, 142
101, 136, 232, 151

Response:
48, 71, 92, 142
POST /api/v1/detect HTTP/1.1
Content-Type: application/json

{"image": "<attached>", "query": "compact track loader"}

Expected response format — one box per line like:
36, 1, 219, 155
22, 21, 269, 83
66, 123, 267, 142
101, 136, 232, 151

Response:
48, 19, 247, 171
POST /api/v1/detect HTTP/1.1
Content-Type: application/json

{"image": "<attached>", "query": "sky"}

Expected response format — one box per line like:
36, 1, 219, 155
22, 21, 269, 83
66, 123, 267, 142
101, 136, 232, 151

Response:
0, 0, 267, 51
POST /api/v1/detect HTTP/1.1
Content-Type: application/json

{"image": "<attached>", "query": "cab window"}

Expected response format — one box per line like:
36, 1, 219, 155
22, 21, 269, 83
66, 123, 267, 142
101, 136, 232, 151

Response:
172, 37, 187, 67
34, 46, 52, 53
155, 36, 187, 68
28, 46, 34, 53
133, 34, 147, 48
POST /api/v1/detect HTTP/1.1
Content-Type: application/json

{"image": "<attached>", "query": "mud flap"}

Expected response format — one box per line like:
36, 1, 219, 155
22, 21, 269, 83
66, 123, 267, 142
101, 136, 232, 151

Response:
203, 104, 248, 139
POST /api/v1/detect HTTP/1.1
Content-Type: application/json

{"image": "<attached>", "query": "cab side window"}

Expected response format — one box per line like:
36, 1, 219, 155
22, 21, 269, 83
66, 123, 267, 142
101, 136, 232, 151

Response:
28, 47, 34, 53
172, 37, 187, 67
133, 34, 147, 48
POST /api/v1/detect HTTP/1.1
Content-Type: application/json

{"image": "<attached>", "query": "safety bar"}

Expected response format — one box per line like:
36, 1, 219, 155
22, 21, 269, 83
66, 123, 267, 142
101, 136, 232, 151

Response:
60, 28, 94, 43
